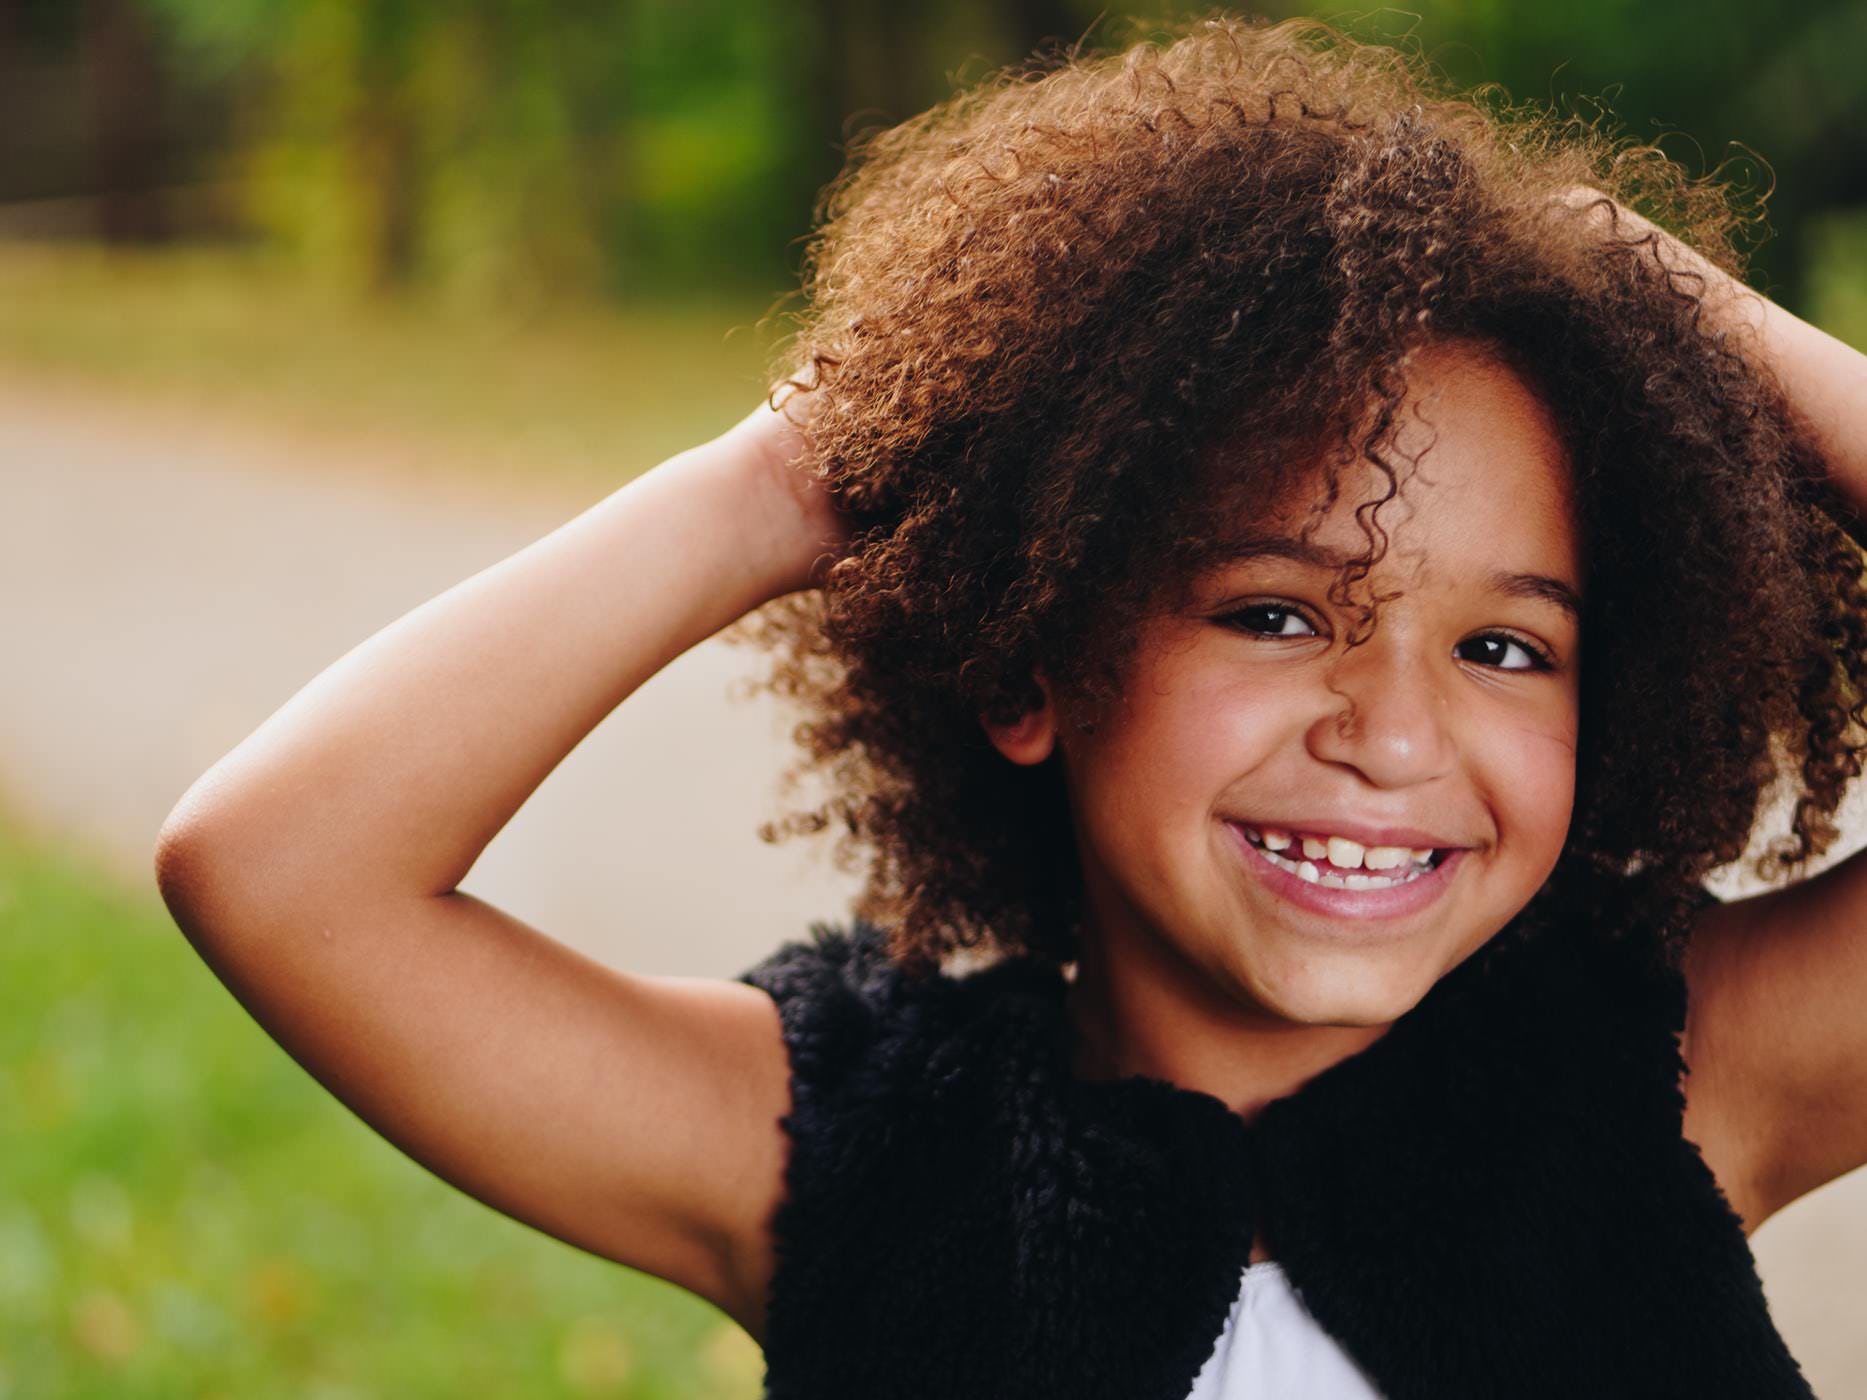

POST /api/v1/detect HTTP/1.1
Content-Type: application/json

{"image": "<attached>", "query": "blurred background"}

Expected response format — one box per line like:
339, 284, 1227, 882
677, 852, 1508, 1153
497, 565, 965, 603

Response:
3, 0, 1864, 1395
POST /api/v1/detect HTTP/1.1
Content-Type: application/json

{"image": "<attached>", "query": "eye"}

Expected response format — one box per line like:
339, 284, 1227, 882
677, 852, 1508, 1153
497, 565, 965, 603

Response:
1218, 602, 1322, 639
1455, 631, 1555, 672
1219, 604, 1558, 672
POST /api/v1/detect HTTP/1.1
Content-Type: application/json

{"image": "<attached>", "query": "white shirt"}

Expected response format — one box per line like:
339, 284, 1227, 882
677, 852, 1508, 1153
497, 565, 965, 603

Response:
1184, 1261, 1386, 1398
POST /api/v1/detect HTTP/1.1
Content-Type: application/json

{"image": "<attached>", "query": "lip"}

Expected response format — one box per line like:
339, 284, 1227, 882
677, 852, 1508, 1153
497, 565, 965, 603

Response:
1226, 817, 1468, 852
1225, 820, 1466, 926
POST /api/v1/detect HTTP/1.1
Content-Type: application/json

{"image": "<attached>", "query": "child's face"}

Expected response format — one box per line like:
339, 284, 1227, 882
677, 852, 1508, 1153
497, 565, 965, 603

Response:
987, 338, 1583, 1025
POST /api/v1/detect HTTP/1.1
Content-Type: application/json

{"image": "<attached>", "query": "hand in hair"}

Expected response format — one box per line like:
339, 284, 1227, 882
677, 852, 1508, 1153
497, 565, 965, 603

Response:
1553, 183, 1867, 518
719, 375, 852, 595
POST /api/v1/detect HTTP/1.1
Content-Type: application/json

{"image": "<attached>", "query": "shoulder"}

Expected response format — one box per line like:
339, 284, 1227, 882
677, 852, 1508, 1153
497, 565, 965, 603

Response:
737, 918, 1062, 1134
732, 922, 1063, 1374
738, 916, 950, 1030
740, 919, 982, 1077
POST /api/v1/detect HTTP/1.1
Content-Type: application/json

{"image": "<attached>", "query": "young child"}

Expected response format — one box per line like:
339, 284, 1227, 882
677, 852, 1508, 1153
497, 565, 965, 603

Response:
155, 15, 1867, 1398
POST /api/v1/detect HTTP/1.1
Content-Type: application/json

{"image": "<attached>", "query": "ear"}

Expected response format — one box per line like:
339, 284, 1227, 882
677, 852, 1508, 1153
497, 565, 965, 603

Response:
979, 669, 1059, 766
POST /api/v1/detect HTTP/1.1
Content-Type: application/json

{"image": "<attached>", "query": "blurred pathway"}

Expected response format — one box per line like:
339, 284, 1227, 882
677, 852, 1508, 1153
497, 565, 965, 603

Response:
0, 371, 1862, 1391
0, 372, 862, 981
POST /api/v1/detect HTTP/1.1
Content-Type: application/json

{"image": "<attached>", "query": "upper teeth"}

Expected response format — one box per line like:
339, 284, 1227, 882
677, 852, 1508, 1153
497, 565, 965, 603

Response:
1252, 827, 1434, 868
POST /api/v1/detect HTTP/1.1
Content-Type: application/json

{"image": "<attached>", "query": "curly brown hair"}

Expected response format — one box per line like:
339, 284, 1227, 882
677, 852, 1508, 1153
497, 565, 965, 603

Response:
722, 11, 1867, 979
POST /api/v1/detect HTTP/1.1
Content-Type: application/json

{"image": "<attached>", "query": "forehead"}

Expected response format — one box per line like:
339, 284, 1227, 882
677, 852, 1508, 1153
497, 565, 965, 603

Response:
1223, 340, 1582, 598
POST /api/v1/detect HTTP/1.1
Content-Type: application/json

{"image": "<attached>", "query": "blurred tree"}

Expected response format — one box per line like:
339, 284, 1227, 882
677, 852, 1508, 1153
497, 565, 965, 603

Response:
345, 0, 420, 290
1728, 0, 1867, 300
0, 0, 194, 237
148, 0, 633, 303
1266, 0, 1867, 308
114, 0, 1863, 311
84, 0, 172, 242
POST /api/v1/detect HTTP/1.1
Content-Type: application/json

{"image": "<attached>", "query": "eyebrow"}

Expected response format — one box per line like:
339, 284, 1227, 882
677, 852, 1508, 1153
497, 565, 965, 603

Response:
1213, 533, 1584, 623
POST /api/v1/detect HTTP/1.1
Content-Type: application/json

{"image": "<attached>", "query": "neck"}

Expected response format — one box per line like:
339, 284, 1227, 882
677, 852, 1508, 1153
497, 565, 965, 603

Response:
1064, 920, 1392, 1123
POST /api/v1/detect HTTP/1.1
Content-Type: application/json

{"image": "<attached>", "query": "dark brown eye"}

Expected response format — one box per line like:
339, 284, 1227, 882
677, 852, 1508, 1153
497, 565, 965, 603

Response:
1456, 633, 1552, 672
1223, 604, 1318, 638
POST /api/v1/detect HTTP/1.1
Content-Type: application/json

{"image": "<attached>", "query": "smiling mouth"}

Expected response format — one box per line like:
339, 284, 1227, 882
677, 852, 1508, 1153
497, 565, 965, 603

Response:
1232, 823, 1450, 891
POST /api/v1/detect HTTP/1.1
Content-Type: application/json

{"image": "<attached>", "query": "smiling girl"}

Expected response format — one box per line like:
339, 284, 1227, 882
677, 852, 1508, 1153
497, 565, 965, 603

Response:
1018, 336, 1587, 1097
156, 14, 1867, 1398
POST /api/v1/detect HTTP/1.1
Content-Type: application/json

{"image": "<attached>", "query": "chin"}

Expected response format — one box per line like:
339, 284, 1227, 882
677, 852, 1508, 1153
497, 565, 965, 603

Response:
1252, 952, 1431, 1027
1276, 994, 1409, 1029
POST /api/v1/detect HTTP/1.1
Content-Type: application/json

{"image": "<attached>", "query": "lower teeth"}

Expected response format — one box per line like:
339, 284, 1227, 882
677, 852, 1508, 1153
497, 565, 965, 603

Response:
1251, 841, 1430, 889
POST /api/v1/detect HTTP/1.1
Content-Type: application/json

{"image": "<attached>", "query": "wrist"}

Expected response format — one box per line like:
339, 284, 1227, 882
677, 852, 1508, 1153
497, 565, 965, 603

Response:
673, 425, 828, 603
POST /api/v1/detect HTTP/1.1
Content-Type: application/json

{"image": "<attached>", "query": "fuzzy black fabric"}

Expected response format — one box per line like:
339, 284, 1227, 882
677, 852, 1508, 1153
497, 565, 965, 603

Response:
737, 918, 1816, 1399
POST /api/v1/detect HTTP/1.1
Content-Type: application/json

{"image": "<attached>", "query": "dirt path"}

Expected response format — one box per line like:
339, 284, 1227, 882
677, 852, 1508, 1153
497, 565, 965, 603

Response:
0, 371, 862, 982
2, 370, 1860, 1390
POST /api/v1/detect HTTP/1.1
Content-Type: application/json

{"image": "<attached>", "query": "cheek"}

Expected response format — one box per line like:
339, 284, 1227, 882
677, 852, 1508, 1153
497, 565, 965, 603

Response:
1494, 721, 1578, 871
1068, 677, 1284, 879
1088, 672, 1273, 800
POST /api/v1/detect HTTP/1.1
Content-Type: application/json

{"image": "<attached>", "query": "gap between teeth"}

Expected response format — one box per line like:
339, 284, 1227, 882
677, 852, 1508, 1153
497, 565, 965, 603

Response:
1255, 842, 1429, 889
1247, 828, 1433, 873
1240, 826, 1438, 879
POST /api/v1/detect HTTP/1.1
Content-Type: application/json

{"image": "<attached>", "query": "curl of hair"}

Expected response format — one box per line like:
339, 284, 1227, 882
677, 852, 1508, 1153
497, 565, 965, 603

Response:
723, 12, 1867, 979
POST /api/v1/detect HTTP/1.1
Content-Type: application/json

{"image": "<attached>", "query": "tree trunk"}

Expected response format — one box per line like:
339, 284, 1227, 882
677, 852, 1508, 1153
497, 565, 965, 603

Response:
84, 0, 169, 243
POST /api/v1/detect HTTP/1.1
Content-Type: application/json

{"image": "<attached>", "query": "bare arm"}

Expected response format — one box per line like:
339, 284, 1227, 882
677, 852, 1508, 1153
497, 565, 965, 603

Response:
157, 394, 840, 903
1561, 188, 1867, 1224
1559, 186, 1867, 511
1644, 210, 1867, 1221
154, 391, 845, 1340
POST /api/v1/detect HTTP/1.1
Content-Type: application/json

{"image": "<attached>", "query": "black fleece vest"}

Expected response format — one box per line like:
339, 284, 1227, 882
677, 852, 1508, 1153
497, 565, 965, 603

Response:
736, 916, 1815, 1399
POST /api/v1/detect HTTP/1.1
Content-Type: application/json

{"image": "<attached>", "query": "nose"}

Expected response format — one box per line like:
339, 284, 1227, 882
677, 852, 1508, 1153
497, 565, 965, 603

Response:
1305, 634, 1456, 788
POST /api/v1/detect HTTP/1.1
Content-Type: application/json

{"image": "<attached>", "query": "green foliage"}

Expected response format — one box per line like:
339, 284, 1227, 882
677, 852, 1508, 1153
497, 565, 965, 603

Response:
147, 0, 804, 307
1255, 0, 1861, 308
0, 811, 764, 1398
143, 0, 298, 80
1808, 207, 1867, 350
56, 1, 1867, 310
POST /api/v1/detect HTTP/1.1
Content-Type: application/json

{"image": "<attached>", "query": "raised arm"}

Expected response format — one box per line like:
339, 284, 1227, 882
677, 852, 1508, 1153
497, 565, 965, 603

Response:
153, 387, 846, 1340
1559, 185, 1867, 513
156, 388, 841, 902
1561, 187, 1867, 1227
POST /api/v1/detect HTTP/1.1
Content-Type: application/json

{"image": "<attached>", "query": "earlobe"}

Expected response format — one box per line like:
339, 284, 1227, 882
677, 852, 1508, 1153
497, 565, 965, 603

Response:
980, 670, 1059, 766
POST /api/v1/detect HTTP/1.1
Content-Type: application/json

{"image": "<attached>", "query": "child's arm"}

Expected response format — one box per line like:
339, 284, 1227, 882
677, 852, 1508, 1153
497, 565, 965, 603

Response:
153, 389, 845, 1342
1558, 186, 1867, 512
1563, 188, 1867, 1231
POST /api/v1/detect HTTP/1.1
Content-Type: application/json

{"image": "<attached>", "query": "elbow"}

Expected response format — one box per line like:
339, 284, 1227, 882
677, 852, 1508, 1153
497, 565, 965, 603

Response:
153, 818, 218, 943
154, 800, 345, 948
153, 798, 253, 945
153, 769, 226, 902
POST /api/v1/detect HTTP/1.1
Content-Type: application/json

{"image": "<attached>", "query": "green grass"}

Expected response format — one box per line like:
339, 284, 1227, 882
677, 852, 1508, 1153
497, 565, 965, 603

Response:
0, 245, 790, 490
0, 808, 765, 1399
